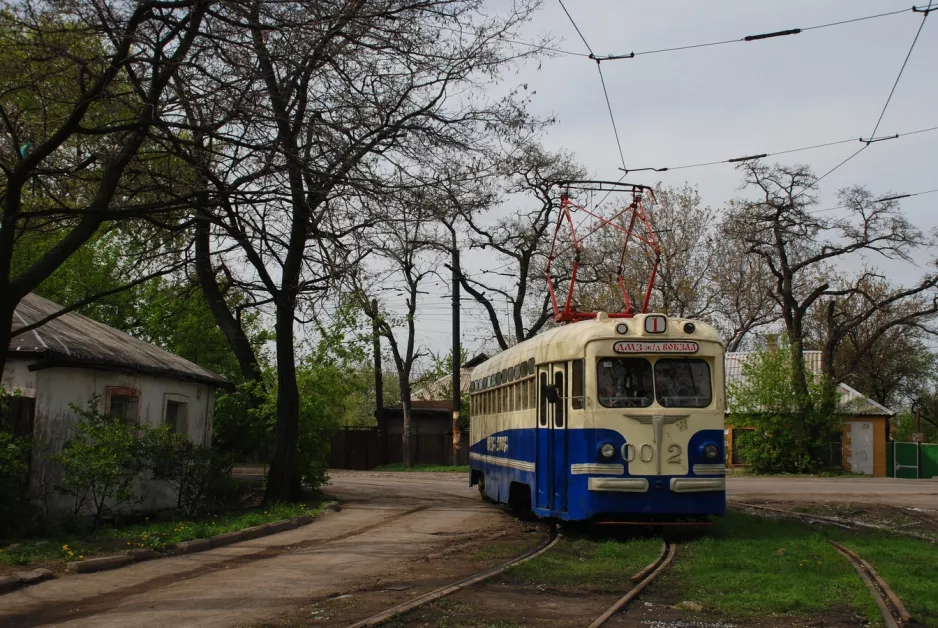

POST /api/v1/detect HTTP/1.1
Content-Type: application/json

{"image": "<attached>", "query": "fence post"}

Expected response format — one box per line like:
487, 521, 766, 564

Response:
918, 442, 922, 480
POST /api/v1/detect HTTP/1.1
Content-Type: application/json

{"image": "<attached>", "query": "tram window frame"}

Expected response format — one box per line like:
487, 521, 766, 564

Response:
571, 359, 585, 410
654, 358, 712, 408
538, 373, 548, 426
597, 358, 654, 408
515, 383, 521, 411
553, 371, 565, 427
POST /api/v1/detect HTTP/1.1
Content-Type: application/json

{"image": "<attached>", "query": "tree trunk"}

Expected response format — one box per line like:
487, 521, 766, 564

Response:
400, 377, 413, 468
265, 302, 301, 501
194, 218, 264, 385
0, 180, 23, 380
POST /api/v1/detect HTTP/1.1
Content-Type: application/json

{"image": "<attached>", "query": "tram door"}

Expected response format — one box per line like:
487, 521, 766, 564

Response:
536, 362, 568, 513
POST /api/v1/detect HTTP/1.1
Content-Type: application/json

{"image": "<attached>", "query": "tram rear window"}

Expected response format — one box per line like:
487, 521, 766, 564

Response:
597, 358, 653, 408
654, 359, 712, 408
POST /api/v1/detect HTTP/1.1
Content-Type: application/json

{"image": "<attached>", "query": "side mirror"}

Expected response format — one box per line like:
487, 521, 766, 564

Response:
544, 385, 560, 404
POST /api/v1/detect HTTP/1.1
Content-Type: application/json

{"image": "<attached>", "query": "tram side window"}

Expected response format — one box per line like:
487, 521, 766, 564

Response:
654, 359, 712, 408
571, 359, 585, 410
529, 378, 535, 408
597, 358, 653, 408
515, 383, 521, 411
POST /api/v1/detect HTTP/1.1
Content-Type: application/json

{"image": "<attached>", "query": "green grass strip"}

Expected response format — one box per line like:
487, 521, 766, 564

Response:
504, 536, 663, 593
665, 512, 880, 622
833, 531, 938, 627
0, 501, 327, 566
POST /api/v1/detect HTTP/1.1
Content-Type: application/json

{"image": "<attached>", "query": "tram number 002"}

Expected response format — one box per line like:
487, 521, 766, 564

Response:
620, 443, 683, 464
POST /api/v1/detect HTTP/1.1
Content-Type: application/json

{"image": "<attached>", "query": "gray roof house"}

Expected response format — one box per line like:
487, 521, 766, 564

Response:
3, 293, 231, 513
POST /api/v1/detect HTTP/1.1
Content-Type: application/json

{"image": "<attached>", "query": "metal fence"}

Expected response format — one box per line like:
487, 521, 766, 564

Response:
886, 441, 938, 479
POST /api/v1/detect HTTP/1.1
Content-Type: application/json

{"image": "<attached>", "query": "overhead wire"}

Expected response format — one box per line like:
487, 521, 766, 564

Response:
867, 1, 933, 142
588, 5, 921, 61
809, 187, 938, 214
557, 0, 628, 172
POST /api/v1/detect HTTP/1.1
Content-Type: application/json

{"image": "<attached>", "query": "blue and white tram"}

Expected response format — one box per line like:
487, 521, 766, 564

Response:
468, 313, 726, 521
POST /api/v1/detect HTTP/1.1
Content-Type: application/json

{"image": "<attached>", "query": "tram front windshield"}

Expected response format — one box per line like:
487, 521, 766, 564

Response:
597, 358, 712, 408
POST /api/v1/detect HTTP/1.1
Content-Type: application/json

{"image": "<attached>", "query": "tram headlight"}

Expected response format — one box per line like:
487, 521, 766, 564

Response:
683, 322, 696, 334
702, 443, 720, 460
600, 443, 616, 459
615, 323, 628, 334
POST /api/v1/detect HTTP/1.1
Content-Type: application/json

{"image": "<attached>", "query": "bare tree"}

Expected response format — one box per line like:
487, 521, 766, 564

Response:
354, 188, 442, 468
166, 0, 544, 498
723, 162, 938, 422
459, 142, 583, 349
710, 236, 777, 351
0, 0, 208, 377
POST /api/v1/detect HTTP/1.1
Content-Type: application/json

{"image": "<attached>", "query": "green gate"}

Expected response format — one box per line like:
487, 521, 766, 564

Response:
889, 442, 938, 479
923, 444, 938, 479
893, 442, 919, 479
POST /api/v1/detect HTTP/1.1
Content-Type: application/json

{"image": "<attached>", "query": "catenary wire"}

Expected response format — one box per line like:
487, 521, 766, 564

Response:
626, 123, 938, 173
867, 1, 933, 141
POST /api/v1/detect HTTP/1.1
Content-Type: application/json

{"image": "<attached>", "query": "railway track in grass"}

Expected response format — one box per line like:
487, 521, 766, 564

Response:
588, 540, 677, 628
829, 541, 913, 628
732, 501, 938, 544
343, 524, 559, 628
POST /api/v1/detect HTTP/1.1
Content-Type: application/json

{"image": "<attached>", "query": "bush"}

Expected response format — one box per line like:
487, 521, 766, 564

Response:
141, 425, 234, 516
728, 340, 839, 474
0, 431, 34, 536
54, 396, 142, 530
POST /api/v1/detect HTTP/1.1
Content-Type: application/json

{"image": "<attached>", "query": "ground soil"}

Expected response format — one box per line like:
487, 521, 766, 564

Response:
4, 472, 937, 627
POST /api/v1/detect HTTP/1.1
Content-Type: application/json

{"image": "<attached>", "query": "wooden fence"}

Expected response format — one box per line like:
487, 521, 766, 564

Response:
329, 427, 470, 470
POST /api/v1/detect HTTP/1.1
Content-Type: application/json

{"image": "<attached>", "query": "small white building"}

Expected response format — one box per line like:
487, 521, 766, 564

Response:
3, 293, 231, 513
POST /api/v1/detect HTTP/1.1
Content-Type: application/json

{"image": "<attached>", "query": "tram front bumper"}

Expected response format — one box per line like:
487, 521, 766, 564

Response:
585, 476, 726, 493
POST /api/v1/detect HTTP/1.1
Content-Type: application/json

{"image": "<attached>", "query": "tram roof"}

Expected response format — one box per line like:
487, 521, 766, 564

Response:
470, 313, 722, 381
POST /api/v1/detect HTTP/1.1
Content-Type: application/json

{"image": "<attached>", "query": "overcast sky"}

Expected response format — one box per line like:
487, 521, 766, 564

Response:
380, 0, 938, 363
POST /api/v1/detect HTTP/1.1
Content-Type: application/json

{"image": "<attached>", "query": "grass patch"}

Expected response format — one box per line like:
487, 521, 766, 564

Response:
474, 539, 533, 562
664, 511, 879, 622
0, 500, 327, 566
833, 531, 938, 627
371, 463, 469, 473
504, 535, 662, 593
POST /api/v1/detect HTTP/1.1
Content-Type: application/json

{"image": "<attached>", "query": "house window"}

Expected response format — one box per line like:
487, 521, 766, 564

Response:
106, 387, 139, 422
165, 399, 188, 434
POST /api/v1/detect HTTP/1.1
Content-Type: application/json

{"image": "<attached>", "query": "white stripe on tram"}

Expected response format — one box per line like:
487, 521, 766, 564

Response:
469, 452, 536, 472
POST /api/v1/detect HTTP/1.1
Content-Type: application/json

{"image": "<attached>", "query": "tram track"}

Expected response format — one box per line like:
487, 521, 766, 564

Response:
343, 523, 559, 628
829, 541, 913, 628
588, 540, 677, 628
731, 501, 938, 543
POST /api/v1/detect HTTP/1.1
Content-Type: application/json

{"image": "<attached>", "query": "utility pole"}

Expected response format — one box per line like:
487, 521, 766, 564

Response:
372, 298, 384, 416
451, 235, 462, 466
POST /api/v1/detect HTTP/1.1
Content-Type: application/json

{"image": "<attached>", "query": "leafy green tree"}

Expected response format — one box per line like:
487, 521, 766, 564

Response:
728, 341, 840, 473
54, 396, 142, 529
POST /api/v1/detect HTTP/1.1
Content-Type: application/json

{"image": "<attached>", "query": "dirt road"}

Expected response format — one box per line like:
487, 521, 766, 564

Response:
0, 472, 500, 628
726, 475, 938, 509
2, 472, 936, 628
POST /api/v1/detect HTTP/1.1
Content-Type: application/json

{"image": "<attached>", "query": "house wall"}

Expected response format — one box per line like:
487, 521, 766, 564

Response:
28, 366, 216, 515
841, 416, 887, 477
2, 359, 38, 397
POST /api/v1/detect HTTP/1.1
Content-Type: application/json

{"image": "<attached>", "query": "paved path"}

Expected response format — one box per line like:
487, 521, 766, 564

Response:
726, 475, 938, 509
0, 472, 495, 628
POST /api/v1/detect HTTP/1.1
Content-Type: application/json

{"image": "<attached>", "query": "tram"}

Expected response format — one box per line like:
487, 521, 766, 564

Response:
467, 312, 726, 521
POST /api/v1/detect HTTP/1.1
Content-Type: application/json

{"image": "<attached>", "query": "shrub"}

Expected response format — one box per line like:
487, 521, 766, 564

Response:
0, 431, 34, 536
54, 396, 142, 530
141, 425, 234, 516
728, 340, 839, 474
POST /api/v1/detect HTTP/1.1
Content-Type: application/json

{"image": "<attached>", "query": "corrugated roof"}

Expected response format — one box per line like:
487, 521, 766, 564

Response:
725, 351, 892, 417
412, 369, 473, 401
9, 293, 231, 388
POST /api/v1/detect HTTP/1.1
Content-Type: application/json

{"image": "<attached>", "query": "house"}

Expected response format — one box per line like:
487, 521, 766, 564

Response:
3, 293, 231, 513
724, 351, 894, 476
412, 353, 488, 401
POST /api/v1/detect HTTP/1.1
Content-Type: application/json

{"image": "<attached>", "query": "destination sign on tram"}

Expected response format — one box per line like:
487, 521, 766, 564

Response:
613, 341, 699, 354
